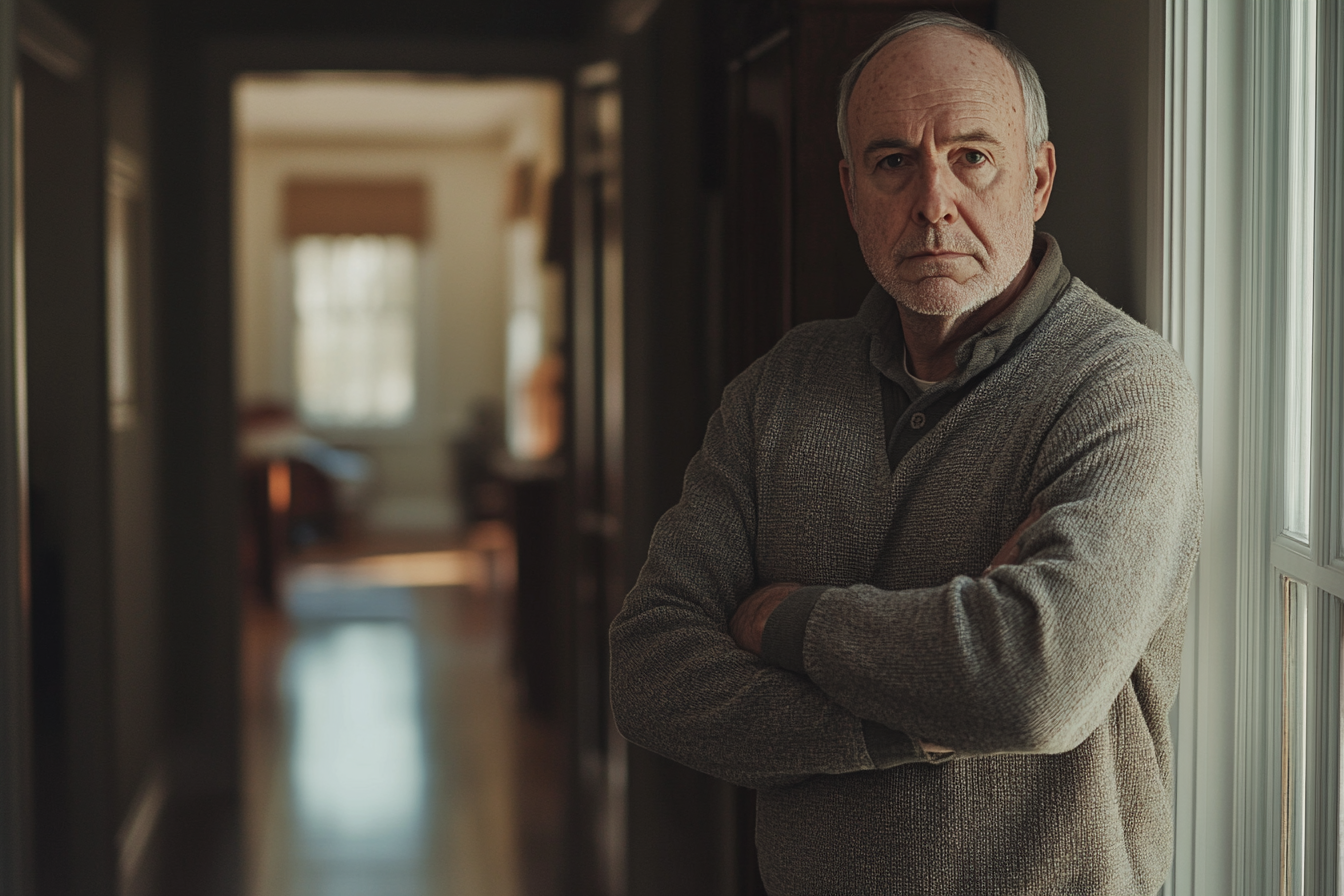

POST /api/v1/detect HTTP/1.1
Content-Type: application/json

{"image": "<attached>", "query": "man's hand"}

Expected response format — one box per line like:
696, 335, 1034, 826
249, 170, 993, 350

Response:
984, 505, 1043, 573
729, 582, 800, 655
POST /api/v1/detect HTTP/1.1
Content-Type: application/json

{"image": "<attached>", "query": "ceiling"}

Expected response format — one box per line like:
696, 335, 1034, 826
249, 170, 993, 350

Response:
234, 74, 558, 143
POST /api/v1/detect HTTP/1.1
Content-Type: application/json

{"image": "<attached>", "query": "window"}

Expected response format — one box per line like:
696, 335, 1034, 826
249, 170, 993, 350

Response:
1280, 577, 1341, 896
292, 235, 417, 428
1161, 0, 1344, 893
1271, 2, 1344, 893
1280, 0, 1318, 545
281, 177, 428, 429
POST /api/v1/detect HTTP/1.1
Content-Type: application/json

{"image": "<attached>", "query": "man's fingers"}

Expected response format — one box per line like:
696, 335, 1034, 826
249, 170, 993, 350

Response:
729, 583, 800, 655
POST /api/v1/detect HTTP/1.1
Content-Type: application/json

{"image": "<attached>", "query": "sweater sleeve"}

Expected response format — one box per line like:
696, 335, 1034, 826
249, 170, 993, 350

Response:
781, 348, 1202, 757
608, 361, 929, 790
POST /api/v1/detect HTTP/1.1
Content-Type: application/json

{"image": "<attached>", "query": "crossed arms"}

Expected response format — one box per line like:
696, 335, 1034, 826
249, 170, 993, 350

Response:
728, 511, 1040, 755
728, 506, 1040, 656
608, 344, 1200, 790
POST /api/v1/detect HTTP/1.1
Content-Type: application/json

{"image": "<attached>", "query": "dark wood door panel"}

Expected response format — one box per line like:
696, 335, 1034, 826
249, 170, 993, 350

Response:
724, 32, 793, 383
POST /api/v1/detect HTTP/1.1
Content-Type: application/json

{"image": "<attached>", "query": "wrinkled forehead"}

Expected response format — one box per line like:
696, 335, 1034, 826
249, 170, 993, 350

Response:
849, 28, 1025, 138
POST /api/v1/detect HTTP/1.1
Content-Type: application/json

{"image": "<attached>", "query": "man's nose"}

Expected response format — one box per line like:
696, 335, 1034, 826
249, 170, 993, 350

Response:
912, 163, 958, 226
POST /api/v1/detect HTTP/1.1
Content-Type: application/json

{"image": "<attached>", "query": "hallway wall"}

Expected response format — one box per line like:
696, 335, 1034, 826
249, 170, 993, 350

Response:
616, 3, 734, 893
996, 0, 1157, 323
102, 0, 169, 893
22, 47, 117, 896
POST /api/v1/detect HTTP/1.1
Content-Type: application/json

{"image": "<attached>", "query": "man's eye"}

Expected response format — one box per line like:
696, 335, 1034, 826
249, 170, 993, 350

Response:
964, 150, 988, 165
877, 154, 906, 170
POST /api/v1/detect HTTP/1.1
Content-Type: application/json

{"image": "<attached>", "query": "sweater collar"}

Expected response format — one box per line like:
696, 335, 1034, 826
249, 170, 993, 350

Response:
858, 232, 1072, 392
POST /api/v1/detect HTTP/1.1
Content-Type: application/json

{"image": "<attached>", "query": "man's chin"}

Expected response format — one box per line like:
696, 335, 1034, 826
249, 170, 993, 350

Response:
886, 279, 993, 318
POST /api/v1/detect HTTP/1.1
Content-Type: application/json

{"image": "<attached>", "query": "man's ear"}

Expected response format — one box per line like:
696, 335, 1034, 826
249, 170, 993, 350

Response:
1031, 141, 1057, 222
839, 158, 858, 231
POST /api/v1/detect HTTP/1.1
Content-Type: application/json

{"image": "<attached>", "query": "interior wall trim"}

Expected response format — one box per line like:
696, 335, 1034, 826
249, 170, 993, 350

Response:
1231, 0, 1283, 891
16, 0, 89, 82
1158, 0, 1270, 894
1318, 0, 1344, 578
1158, 2, 1202, 893
0, 0, 32, 891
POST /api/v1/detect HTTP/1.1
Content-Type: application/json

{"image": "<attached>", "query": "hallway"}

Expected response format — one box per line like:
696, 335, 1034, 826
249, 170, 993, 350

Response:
241, 536, 563, 896
4, 0, 1341, 893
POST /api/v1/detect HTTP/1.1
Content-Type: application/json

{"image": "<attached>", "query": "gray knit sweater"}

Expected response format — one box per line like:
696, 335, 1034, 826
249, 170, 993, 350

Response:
609, 236, 1201, 896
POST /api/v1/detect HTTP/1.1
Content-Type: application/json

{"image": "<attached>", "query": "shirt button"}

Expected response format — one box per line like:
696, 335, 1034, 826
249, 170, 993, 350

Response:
910, 412, 926, 430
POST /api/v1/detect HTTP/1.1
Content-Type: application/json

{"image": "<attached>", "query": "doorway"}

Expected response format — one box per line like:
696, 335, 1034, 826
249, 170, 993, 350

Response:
230, 72, 567, 896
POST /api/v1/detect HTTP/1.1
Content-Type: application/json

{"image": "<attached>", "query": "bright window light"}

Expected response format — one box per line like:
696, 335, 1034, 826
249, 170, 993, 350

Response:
1282, 0, 1318, 543
292, 235, 417, 428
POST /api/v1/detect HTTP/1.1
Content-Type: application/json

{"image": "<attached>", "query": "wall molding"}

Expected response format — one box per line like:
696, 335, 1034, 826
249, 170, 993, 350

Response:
1158, 8, 1206, 894
1231, 0, 1290, 892
1317, 0, 1344, 577
0, 0, 34, 891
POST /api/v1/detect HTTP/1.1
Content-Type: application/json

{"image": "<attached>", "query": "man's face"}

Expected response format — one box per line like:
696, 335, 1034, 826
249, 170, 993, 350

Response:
839, 28, 1055, 318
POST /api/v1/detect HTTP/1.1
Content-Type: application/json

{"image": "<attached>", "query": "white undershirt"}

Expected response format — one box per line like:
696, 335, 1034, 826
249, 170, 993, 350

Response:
903, 345, 943, 392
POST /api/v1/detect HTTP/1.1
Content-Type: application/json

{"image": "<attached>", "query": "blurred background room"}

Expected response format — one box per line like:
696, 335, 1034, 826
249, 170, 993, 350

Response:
231, 74, 566, 896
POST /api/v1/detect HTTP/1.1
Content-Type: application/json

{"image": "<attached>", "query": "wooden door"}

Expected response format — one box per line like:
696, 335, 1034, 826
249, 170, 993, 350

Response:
723, 28, 793, 385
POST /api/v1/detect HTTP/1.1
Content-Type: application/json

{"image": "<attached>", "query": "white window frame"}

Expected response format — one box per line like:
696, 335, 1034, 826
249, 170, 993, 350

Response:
1159, 0, 1344, 893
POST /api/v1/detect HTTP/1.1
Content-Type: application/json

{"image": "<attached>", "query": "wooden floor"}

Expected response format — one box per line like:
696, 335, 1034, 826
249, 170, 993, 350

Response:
241, 530, 563, 896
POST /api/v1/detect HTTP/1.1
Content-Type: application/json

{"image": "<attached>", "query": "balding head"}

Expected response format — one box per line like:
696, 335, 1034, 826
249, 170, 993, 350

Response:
835, 16, 1056, 326
837, 12, 1048, 164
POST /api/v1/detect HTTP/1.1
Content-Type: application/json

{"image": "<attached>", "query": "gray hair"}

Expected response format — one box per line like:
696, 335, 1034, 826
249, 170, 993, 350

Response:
836, 11, 1049, 163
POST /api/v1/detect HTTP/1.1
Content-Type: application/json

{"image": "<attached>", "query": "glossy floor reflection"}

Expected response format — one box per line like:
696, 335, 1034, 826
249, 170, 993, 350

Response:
244, 540, 561, 896
290, 622, 427, 871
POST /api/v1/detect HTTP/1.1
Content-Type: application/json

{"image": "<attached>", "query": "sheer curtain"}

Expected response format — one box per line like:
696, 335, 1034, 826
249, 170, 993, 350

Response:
292, 234, 417, 428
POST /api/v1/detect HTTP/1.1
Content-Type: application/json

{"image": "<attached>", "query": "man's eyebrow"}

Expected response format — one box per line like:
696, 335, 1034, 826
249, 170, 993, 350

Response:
862, 130, 1007, 155
863, 137, 915, 155
949, 129, 1006, 147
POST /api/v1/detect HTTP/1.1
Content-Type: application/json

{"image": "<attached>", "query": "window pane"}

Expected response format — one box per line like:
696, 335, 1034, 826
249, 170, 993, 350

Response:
293, 235, 417, 427
1283, 0, 1319, 542
1281, 578, 1344, 896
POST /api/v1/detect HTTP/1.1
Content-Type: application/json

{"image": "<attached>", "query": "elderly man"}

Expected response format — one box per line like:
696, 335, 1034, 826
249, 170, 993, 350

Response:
609, 11, 1200, 896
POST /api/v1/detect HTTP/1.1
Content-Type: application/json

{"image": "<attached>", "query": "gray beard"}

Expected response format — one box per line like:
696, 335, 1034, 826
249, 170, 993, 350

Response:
865, 184, 1038, 318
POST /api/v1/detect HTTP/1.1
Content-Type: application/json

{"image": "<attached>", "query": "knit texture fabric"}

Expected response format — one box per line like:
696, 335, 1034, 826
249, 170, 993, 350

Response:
609, 240, 1202, 896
